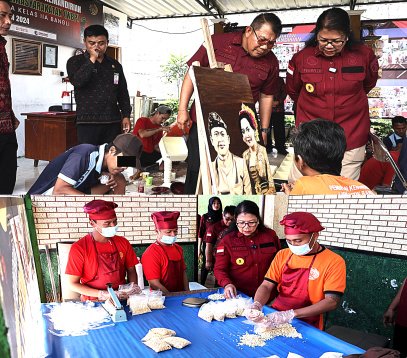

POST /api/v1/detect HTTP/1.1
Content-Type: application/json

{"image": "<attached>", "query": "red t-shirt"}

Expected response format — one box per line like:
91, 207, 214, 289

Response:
133, 117, 162, 153
65, 234, 139, 289
141, 242, 186, 281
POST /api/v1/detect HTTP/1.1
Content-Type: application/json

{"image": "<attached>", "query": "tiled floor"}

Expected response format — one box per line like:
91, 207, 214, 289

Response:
13, 148, 293, 195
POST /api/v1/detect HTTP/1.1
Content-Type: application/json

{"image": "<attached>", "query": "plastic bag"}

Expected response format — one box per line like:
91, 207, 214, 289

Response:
163, 336, 191, 349
128, 294, 151, 315
212, 301, 226, 322
198, 302, 214, 322
147, 290, 166, 310
143, 338, 172, 353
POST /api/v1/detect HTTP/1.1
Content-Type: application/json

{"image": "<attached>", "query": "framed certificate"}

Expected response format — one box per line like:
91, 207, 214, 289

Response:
43, 44, 58, 68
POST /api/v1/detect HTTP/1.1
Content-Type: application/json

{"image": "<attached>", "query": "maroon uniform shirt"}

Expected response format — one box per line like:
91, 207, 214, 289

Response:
187, 32, 280, 121
286, 44, 378, 150
214, 227, 280, 298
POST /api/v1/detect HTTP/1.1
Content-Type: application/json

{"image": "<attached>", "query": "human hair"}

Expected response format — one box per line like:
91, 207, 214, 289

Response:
251, 13, 282, 37
105, 143, 120, 155
0, 0, 11, 6
223, 205, 236, 216
305, 7, 357, 48
224, 200, 265, 235
392, 116, 406, 126
84, 24, 109, 40
292, 118, 346, 175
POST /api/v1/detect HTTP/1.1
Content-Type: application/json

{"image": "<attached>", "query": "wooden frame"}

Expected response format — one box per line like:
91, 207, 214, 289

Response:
43, 44, 58, 68
12, 39, 42, 75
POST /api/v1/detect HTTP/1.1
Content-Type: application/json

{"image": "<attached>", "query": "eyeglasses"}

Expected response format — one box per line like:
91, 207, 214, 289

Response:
236, 221, 258, 228
317, 38, 346, 47
251, 26, 276, 49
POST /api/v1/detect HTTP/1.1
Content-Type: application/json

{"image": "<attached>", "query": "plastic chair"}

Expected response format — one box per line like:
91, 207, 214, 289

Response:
57, 242, 80, 301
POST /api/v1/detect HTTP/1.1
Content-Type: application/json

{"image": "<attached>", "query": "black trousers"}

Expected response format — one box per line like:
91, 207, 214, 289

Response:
140, 150, 161, 168
394, 323, 407, 358
267, 111, 286, 151
77, 122, 122, 145
184, 122, 200, 194
0, 132, 18, 194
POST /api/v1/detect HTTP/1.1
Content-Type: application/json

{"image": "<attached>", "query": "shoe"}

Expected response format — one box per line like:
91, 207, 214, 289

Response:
277, 148, 288, 155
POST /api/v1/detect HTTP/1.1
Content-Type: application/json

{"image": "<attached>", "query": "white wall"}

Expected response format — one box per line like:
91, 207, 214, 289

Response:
8, 37, 74, 156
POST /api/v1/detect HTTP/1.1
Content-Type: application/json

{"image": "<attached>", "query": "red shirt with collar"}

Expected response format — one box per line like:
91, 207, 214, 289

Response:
141, 242, 187, 288
205, 219, 228, 245
187, 32, 280, 121
65, 234, 139, 289
0, 37, 15, 134
214, 227, 281, 298
286, 44, 378, 150
133, 116, 162, 154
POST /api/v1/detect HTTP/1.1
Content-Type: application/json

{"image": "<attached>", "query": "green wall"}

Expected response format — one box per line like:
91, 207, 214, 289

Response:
40, 242, 197, 300
326, 248, 406, 338
198, 195, 261, 215
0, 306, 10, 358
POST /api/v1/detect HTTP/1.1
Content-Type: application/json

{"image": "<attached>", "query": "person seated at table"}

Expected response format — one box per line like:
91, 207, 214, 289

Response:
141, 211, 189, 295
383, 116, 406, 152
246, 212, 346, 330
28, 133, 142, 195
65, 200, 141, 301
132, 105, 172, 168
383, 276, 407, 357
204, 205, 236, 272
282, 119, 373, 195
214, 200, 281, 299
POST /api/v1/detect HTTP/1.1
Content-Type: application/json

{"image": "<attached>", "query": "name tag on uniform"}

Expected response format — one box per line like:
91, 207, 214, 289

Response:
329, 67, 337, 73
113, 72, 119, 84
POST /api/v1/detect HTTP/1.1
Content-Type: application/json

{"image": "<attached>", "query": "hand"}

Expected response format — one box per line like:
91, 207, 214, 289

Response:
177, 110, 191, 130
117, 282, 142, 299
224, 284, 237, 299
205, 260, 213, 271
161, 126, 171, 133
98, 290, 111, 301
14, 118, 20, 130
88, 47, 100, 62
262, 131, 268, 146
105, 175, 118, 190
244, 301, 264, 322
383, 308, 395, 327
262, 309, 295, 328
122, 117, 131, 133
282, 182, 294, 194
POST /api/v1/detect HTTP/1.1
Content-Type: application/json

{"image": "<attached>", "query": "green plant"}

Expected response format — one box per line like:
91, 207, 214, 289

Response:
370, 118, 393, 139
162, 98, 179, 126
160, 54, 188, 97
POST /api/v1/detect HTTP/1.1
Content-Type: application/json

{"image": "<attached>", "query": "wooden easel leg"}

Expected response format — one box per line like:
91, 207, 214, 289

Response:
195, 169, 203, 195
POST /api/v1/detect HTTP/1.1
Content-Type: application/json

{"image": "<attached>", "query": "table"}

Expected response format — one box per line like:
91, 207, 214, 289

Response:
42, 292, 365, 358
23, 112, 77, 167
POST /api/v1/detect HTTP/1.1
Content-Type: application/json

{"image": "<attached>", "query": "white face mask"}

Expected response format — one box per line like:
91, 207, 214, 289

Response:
161, 235, 177, 245
287, 234, 316, 256
97, 225, 119, 238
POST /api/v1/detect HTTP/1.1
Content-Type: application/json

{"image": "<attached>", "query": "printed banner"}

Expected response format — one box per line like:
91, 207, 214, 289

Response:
9, 0, 104, 48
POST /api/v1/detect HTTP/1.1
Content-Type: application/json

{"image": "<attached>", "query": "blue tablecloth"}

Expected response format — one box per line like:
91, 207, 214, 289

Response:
42, 292, 365, 358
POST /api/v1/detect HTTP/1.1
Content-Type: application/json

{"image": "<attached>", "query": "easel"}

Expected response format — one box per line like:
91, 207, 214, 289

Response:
191, 18, 233, 195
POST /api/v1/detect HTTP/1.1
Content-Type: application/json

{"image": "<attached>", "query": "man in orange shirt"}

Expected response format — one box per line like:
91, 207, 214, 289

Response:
282, 119, 373, 195
246, 212, 346, 330
141, 211, 189, 294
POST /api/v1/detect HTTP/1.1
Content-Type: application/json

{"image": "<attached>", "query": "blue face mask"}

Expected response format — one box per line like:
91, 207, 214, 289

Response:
287, 234, 316, 256
161, 235, 177, 245
98, 225, 119, 238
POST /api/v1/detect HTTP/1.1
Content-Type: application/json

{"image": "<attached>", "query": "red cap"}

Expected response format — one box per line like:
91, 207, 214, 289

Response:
151, 211, 180, 230
280, 212, 324, 235
84, 200, 117, 220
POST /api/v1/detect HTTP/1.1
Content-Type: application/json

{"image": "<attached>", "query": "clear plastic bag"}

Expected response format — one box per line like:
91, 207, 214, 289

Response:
147, 290, 166, 310
198, 302, 214, 322
127, 294, 151, 315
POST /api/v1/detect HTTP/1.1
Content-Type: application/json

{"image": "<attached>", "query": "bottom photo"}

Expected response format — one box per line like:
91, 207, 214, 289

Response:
0, 194, 406, 357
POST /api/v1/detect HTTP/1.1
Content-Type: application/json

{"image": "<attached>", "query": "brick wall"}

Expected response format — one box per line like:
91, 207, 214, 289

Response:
287, 195, 407, 256
30, 195, 197, 249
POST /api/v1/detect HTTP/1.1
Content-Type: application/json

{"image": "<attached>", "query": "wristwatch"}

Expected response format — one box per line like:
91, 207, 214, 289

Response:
261, 128, 270, 134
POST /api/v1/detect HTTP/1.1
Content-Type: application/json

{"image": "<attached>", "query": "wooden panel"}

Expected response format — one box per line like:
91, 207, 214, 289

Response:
24, 113, 77, 162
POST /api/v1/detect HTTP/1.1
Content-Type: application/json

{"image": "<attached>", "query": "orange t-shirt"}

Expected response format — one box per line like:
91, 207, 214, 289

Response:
265, 247, 346, 329
290, 174, 374, 196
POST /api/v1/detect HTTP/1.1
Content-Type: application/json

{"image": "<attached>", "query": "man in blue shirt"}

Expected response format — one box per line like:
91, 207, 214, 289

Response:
28, 133, 142, 195
383, 116, 406, 152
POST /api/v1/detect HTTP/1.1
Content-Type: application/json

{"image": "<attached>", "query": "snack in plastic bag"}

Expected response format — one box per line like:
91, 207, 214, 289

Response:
142, 328, 176, 342
163, 336, 191, 349
207, 293, 225, 301
198, 302, 214, 322
212, 302, 226, 322
147, 290, 166, 309
143, 338, 172, 353
223, 299, 237, 319
128, 294, 151, 315
234, 297, 251, 316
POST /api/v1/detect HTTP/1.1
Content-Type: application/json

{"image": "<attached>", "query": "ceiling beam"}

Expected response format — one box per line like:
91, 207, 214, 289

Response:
195, 0, 224, 18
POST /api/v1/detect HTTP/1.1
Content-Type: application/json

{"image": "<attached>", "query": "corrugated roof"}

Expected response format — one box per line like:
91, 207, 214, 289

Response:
101, 0, 403, 20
